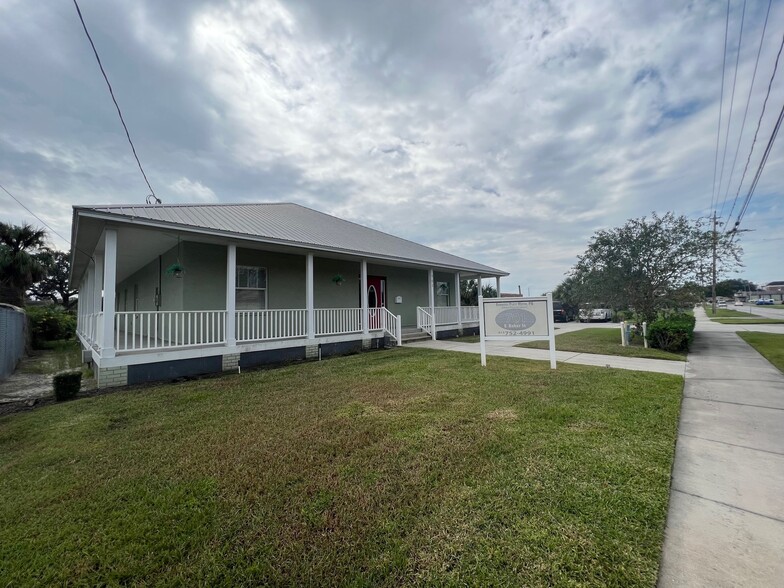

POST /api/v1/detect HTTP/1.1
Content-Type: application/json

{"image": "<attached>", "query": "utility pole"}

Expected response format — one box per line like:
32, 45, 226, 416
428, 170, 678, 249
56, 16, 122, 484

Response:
711, 210, 718, 316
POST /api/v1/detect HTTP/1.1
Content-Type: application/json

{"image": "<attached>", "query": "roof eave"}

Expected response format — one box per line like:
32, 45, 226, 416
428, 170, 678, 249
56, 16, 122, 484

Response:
73, 209, 509, 277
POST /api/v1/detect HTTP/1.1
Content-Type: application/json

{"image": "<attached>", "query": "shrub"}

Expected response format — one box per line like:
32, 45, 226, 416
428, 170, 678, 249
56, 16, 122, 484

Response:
26, 306, 76, 348
648, 313, 696, 352
53, 370, 82, 401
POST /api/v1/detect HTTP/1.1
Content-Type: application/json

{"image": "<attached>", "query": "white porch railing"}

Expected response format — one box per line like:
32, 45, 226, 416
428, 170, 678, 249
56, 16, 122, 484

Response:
77, 312, 103, 350
417, 306, 480, 328
417, 307, 434, 338
114, 310, 226, 351
460, 306, 479, 323
237, 309, 307, 342
369, 307, 403, 345
315, 308, 362, 336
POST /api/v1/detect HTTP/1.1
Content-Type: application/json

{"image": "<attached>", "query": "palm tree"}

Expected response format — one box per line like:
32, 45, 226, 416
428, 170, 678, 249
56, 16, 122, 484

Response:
0, 222, 48, 306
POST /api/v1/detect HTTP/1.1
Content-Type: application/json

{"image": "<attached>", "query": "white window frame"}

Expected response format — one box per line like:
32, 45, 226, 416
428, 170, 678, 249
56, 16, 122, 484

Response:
236, 265, 268, 310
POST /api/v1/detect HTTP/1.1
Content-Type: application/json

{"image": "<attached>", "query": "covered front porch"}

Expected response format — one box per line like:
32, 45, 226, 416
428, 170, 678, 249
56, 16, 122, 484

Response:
74, 226, 499, 370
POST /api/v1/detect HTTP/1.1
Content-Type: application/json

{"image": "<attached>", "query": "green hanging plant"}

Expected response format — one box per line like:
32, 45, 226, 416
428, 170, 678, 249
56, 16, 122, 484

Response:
165, 261, 185, 278
165, 237, 185, 278
331, 274, 345, 286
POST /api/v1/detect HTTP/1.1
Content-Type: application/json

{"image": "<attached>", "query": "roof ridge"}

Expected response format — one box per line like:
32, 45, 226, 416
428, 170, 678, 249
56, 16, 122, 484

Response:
74, 202, 293, 210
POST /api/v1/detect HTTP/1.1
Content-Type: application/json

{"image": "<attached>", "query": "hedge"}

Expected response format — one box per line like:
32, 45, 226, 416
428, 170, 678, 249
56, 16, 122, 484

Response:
647, 313, 696, 353
26, 306, 76, 348
53, 370, 82, 401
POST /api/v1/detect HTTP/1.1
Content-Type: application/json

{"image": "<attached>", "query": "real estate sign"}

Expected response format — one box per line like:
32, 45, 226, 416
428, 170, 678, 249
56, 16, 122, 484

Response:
478, 294, 556, 368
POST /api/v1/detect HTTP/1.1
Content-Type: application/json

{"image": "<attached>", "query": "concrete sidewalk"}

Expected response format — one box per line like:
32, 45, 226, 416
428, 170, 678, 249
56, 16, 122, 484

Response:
406, 338, 686, 375
658, 310, 784, 586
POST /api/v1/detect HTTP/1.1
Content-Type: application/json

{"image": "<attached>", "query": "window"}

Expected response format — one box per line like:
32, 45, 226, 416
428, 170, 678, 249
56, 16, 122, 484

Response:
436, 281, 449, 306
236, 265, 267, 310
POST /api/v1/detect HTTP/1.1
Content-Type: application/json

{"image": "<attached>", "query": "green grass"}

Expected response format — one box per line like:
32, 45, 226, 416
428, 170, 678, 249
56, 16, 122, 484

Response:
18, 340, 83, 375
738, 332, 784, 374
516, 328, 687, 361
0, 349, 682, 586
712, 318, 784, 324
702, 305, 760, 318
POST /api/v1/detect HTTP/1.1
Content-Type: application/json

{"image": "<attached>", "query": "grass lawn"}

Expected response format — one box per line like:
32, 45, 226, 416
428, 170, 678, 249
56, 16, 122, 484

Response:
18, 340, 83, 375
702, 305, 760, 318
738, 332, 784, 374
0, 348, 682, 586
516, 328, 687, 361
712, 318, 784, 324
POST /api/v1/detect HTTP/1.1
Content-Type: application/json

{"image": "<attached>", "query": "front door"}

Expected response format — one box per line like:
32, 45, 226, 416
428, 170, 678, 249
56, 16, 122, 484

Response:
366, 276, 386, 329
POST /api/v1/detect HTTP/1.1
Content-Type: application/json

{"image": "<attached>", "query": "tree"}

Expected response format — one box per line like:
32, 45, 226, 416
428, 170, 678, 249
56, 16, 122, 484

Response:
567, 212, 742, 323
29, 249, 79, 310
460, 279, 497, 306
703, 278, 757, 299
0, 222, 48, 306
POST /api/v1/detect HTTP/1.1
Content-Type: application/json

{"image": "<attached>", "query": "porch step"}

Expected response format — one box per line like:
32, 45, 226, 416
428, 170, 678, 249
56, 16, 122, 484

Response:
401, 330, 432, 344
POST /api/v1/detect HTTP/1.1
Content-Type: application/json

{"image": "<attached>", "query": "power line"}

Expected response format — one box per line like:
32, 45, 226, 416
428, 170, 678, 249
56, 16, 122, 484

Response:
72, 0, 159, 203
726, 32, 784, 233
715, 0, 747, 212
735, 98, 784, 227
718, 0, 772, 222
710, 0, 732, 213
0, 182, 71, 246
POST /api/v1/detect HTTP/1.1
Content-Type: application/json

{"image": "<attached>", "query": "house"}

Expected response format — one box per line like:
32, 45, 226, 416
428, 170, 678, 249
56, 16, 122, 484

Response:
70, 203, 507, 387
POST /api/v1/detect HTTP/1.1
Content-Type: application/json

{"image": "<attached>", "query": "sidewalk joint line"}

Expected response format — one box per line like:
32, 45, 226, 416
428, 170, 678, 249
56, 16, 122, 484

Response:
682, 396, 784, 411
671, 489, 784, 524
678, 433, 784, 457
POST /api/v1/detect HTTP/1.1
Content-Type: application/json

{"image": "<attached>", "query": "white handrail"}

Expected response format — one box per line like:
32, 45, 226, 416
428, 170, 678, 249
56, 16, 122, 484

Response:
114, 310, 226, 351
372, 307, 402, 345
417, 307, 434, 337
236, 309, 306, 342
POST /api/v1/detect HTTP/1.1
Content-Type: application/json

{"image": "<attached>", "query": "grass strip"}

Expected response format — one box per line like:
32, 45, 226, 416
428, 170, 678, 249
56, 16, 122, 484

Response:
737, 332, 784, 374
516, 328, 686, 361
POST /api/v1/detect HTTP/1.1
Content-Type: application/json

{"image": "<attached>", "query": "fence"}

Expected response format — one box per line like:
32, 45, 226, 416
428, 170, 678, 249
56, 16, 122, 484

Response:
0, 305, 26, 381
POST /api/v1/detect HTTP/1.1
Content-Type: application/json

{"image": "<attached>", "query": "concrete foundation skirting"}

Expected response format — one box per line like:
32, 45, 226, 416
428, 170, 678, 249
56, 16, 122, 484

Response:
222, 353, 240, 372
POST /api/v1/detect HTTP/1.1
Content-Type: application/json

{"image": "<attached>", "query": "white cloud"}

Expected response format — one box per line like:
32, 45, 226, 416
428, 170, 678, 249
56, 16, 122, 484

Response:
168, 177, 217, 202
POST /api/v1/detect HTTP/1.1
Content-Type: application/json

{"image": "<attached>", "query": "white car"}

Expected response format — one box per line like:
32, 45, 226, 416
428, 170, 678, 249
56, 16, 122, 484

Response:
578, 307, 613, 322
734, 300, 745, 307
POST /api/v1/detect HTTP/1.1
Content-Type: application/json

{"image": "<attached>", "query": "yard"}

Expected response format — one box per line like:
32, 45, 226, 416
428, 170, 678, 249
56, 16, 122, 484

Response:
738, 332, 784, 374
516, 328, 687, 361
711, 318, 784, 325
702, 305, 760, 318
0, 348, 682, 586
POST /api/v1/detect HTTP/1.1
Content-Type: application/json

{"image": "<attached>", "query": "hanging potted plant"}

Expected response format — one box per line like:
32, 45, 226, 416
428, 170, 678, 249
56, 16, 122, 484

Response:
165, 237, 186, 278
331, 274, 345, 286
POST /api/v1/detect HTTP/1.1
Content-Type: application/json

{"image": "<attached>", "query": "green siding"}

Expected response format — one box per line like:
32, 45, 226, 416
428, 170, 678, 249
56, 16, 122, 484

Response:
237, 248, 306, 309
183, 242, 226, 310
314, 258, 360, 308
116, 244, 182, 312
368, 264, 430, 327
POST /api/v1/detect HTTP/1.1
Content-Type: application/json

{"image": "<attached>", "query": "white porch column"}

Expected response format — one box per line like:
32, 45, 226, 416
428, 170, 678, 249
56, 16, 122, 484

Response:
477, 275, 482, 301
361, 260, 369, 336
85, 264, 94, 320
226, 244, 236, 347
93, 253, 104, 312
455, 272, 462, 330
428, 268, 436, 340
101, 229, 117, 358
496, 276, 501, 297
306, 253, 315, 340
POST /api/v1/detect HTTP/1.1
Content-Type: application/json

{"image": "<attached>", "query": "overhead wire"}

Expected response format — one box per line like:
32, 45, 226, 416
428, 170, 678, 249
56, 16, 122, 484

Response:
726, 31, 784, 234
72, 0, 159, 203
0, 182, 72, 246
710, 0, 732, 214
715, 0, 747, 214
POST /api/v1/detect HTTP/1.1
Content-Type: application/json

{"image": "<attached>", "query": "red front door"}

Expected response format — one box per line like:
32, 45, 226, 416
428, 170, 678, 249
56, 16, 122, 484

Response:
366, 276, 386, 329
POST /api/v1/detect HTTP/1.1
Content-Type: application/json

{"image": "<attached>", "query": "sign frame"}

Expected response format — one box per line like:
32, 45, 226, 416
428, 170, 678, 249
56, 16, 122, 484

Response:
478, 293, 556, 369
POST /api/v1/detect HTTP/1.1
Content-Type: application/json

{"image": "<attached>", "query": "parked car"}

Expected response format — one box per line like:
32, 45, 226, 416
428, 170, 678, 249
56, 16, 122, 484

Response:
717, 301, 727, 308
578, 305, 613, 322
734, 300, 745, 307
755, 298, 774, 305
552, 300, 576, 322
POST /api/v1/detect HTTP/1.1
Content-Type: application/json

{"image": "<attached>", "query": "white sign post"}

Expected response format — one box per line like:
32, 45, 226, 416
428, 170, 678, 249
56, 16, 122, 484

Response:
479, 293, 557, 369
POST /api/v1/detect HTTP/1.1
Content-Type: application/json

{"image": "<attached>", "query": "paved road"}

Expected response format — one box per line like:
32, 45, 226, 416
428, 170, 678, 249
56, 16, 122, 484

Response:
736, 303, 784, 320
658, 308, 784, 587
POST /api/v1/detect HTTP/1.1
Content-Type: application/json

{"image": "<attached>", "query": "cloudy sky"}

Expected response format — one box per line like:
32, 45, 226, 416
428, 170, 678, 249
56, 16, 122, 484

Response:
1, 0, 782, 291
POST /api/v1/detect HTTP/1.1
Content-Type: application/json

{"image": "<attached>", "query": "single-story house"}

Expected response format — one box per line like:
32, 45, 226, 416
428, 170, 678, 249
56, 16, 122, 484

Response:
70, 203, 507, 387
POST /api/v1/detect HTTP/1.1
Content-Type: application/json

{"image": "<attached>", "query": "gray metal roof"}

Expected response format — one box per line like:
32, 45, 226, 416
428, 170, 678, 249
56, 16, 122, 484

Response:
74, 202, 507, 276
